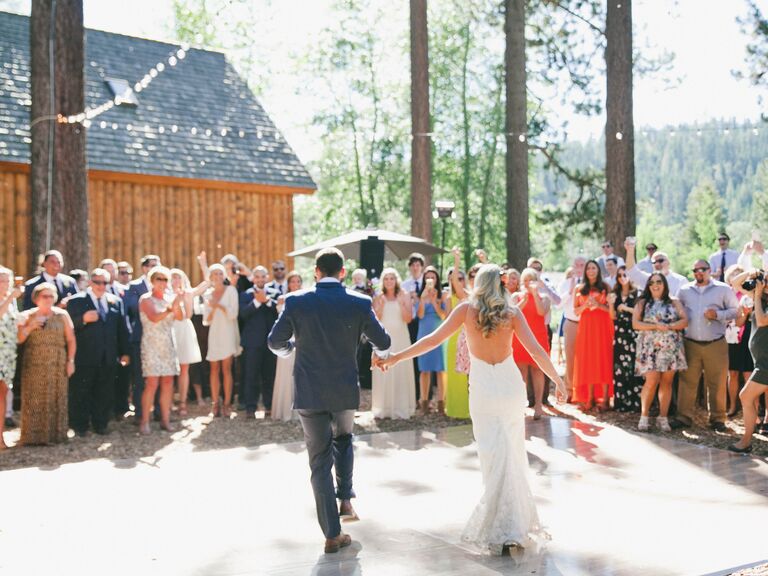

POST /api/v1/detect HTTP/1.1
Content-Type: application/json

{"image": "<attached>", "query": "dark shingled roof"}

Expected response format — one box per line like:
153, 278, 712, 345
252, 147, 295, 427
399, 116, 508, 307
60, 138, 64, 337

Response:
0, 11, 316, 190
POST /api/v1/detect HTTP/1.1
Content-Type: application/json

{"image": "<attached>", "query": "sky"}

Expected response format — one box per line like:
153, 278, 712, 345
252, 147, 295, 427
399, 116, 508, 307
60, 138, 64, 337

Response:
1, 0, 767, 162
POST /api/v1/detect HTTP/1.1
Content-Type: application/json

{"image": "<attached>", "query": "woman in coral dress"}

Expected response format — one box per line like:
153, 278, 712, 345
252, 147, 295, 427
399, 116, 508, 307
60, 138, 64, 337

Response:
572, 260, 614, 410
512, 268, 551, 419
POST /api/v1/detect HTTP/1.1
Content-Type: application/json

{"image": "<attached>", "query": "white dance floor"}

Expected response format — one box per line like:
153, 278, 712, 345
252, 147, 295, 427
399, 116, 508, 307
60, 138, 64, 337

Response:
1, 417, 766, 576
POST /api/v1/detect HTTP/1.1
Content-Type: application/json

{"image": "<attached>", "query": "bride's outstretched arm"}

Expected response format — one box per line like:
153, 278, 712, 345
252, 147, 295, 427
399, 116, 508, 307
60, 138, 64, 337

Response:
378, 302, 468, 368
512, 312, 566, 400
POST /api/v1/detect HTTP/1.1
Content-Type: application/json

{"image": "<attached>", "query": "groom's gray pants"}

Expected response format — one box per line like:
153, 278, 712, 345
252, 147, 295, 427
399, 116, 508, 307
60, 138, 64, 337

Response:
298, 409, 356, 539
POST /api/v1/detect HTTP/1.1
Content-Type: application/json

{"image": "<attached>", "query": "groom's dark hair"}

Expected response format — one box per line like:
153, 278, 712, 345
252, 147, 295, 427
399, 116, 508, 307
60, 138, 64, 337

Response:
315, 247, 344, 277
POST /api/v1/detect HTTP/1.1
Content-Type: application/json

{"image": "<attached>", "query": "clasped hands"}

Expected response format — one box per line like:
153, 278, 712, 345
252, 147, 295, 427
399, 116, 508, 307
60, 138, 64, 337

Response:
371, 354, 396, 372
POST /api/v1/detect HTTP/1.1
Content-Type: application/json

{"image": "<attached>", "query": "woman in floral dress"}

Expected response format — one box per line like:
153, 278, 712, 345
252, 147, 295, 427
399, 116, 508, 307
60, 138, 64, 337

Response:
608, 266, 643, 412
0, 267, 22, 449
633, 273, 688, 432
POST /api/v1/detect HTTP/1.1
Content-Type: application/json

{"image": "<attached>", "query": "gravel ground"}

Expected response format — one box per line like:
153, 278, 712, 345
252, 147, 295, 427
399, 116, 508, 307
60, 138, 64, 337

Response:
1, 386, 765, 472
0, 390, 471, 472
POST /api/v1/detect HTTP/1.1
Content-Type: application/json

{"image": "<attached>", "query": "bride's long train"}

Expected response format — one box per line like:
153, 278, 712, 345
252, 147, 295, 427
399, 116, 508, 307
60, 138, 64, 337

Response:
460, 354, 550, 555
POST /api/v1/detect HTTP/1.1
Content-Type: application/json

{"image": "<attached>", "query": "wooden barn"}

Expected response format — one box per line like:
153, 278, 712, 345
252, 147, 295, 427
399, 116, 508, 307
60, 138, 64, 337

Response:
0, 11, 316, 282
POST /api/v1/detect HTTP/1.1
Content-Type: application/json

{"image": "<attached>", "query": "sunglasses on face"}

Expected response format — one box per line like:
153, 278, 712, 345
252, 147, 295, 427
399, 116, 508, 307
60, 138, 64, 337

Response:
692, 267, 709, 273
602, 244, 611, 249
155, 277, 168, 283
652, 259, 666, 264
91, 280, 107, 286
273, 267, 285, 271
118, 271, 129, 275
39, 294, 56, 299
648, 279, 664, 286
718, 238, 728, 242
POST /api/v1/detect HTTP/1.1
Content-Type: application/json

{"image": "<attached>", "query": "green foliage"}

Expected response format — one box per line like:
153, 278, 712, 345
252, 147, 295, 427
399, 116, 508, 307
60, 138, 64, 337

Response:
681, 177, 726, 264
737, 1, 768, 106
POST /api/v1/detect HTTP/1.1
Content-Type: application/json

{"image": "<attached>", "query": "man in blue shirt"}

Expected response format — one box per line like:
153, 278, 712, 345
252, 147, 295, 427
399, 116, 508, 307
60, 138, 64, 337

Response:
675, 259, 739, 431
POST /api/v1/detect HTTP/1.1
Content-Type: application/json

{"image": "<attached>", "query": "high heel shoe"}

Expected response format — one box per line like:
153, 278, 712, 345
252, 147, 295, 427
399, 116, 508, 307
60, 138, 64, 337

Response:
139, 422, 151, 435
160, 421, 175, 432
178, 403, 188, 418
210, 402, 221, 418
727, 443, 752, 454
222, 404, 232, 418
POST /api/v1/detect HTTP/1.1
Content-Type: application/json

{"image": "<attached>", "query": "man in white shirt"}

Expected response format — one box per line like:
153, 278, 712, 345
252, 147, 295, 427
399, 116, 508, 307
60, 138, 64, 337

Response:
709, 233, 740, 282
624, 240, 688, 297
558, 255, 586, 399
22, 249, 78, 310
604, 256, 619, 289
596, 241, 625, 276
637, 242, 658, 273
401, 253, 425, 399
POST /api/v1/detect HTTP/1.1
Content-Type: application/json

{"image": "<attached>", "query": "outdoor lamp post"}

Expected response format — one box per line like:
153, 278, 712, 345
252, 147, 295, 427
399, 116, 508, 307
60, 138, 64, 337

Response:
433, 200, 456, 275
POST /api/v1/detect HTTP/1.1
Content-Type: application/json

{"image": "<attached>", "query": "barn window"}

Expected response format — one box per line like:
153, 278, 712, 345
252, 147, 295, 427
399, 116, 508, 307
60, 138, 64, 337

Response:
105, 78, 139, 106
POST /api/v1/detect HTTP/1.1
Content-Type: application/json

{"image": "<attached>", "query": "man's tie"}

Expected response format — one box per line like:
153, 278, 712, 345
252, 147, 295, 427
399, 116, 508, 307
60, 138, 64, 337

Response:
415, 280, 420, 293
98, 298, 107, 322
720, 252, 726, 282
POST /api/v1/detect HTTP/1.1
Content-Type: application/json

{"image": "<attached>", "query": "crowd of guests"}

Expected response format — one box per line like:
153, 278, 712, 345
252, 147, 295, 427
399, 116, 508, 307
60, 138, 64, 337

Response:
0, 230, 766, 455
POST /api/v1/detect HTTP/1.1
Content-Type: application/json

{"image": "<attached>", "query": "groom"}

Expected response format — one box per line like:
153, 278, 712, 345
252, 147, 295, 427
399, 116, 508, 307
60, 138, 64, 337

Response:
268, 247, 391, 553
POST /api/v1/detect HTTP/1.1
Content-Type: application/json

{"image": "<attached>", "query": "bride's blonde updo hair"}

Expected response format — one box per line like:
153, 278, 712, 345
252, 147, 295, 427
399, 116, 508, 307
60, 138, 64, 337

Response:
470, 264, 511, 338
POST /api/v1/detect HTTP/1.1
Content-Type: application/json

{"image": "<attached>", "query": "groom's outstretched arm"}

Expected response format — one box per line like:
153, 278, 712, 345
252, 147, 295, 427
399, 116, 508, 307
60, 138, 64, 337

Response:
362, 304, 391, 357
268, 299, 295, 358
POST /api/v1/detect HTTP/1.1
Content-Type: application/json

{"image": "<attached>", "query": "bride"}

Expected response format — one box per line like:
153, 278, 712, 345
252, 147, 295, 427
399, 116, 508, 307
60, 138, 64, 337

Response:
376, 263, 566, 555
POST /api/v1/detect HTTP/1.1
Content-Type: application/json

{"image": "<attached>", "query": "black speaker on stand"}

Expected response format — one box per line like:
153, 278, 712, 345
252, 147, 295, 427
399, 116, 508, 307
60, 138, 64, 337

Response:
359, 237, 385, 280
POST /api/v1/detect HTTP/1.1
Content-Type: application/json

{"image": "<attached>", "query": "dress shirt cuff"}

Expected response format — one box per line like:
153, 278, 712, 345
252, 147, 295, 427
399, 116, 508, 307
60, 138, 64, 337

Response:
373, 347, 390, 359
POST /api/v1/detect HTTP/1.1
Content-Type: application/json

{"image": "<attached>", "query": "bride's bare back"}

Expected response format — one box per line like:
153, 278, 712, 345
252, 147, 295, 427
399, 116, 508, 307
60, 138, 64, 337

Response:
381, 300, 564, 397
462, 304, 518, 365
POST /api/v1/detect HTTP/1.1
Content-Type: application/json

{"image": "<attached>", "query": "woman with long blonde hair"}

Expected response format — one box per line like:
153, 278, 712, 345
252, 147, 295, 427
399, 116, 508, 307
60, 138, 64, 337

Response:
378, 264, 565, 555
170, 268, 208, 417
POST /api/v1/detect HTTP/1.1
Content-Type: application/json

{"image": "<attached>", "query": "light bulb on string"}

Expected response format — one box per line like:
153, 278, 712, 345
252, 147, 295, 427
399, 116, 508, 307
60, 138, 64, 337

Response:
100, 121, 106, 129
238, 130, 245, 138
127, 124, 133, 131
158, 126, 165, 134
168, 56, 178, 67
205, 128, 212, 137
111, 123, 118, 130
149, 68, 158, 78
220, 128, 227, 137
156, 63, 165, 72
615, 131, 623, 140
518, 134, 526, 142
171, 125, 178, 133
191, 127, 197, 135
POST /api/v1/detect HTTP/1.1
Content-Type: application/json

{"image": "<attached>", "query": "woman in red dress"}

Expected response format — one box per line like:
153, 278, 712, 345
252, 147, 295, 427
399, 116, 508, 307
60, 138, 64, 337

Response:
512, 268, 551, 419
572, 259, 614, 411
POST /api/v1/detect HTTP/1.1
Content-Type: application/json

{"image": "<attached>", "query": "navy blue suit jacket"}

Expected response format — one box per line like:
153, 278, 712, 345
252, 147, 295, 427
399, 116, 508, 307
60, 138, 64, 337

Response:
67, 292, 130, 367
239, 288, 279, 349
123, 278, 149, 343
22, 273, 78, 310
268, 281, 391, 412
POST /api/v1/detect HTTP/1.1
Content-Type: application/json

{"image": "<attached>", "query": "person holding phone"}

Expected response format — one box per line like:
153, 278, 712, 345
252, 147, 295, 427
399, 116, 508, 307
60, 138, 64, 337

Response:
416, 266, 449, 415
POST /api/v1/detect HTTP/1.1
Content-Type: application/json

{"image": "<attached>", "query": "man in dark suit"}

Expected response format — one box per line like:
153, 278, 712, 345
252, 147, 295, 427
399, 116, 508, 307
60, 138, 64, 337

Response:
239, 265, 279, 418
67, 269, 130, 435
22, 249, 78, 310
266, 259, 288, 295
122, 254, 160, 419
269, 248, 390, 554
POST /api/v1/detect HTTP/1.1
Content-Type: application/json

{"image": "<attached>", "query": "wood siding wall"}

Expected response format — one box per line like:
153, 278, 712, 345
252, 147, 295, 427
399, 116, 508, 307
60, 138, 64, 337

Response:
0, 163, 299, 284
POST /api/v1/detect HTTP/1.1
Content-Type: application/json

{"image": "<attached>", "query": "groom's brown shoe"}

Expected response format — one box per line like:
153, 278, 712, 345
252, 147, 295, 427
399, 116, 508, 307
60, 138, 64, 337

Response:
339, 499, 359, 522
324, 532, 352, 553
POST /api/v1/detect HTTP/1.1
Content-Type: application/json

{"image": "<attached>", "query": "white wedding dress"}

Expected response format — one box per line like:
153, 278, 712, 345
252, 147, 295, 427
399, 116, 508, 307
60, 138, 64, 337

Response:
460, 352, 548, 555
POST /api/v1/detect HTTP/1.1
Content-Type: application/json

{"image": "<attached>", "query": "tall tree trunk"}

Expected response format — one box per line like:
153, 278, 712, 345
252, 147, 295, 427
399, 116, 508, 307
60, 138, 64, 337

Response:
504, 0, 529, 270
30, 0, 88, 273
410, 0, 432, 242
460, 24, 472, 269
604, 0, 635, 257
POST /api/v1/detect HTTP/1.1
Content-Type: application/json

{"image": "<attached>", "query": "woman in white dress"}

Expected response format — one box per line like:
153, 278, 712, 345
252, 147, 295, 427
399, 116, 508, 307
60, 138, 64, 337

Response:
371, 268, 415, 419
170, 268, 208, 417
378, 264, 566, 555
203, 263, 240, 417
271, 270, 303, 422
139, 266, 184, 434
